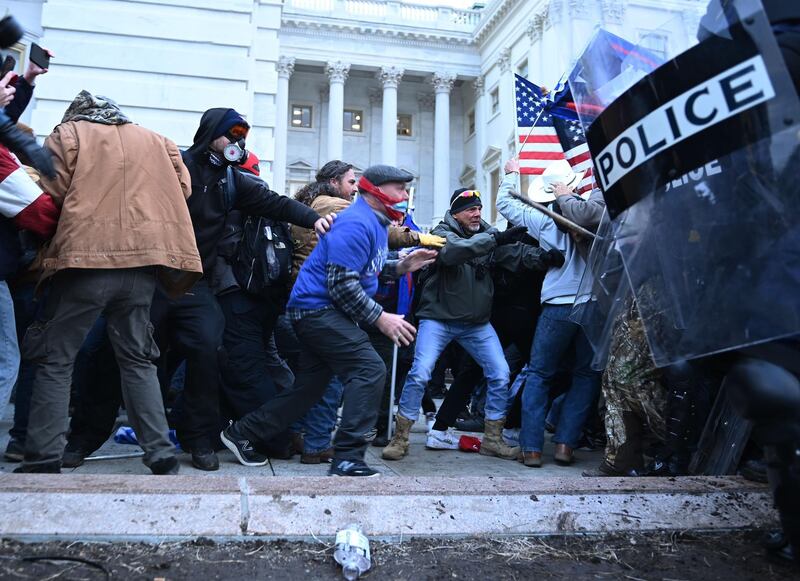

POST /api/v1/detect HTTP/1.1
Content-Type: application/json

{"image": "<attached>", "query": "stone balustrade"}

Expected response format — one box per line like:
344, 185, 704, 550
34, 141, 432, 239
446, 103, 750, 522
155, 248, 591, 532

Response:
284, 0, 482, 32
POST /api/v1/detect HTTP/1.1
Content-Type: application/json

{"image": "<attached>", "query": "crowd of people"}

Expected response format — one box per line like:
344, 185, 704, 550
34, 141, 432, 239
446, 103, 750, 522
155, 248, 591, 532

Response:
0, 39, 770, 479
0, 1, 798, 566
0, 68, 741, 482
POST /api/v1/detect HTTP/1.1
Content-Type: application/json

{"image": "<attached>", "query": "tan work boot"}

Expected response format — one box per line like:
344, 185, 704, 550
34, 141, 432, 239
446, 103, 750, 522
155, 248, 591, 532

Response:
381, 415, 414, 461
480, 418, 520, 460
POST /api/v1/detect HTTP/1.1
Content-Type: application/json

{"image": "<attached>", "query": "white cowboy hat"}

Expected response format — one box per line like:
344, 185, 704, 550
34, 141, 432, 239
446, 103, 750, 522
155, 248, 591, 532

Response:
528, 159, 586, 203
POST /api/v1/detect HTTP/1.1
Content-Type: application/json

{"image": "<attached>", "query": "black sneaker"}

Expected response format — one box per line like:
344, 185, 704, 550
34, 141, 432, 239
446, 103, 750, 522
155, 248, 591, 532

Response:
150, 456, 180, 475
3, 438, 24, 462
328, 458, 380, 477
454, 417, 484, 433
220, 422, 268, 467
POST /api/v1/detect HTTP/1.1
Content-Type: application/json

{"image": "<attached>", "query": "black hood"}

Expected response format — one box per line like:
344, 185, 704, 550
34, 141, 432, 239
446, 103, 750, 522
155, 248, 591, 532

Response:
186, 107, 235, 157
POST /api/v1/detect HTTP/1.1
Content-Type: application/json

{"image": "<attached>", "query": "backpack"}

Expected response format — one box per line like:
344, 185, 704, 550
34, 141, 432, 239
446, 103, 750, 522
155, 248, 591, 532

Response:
220, 165, 294, 301
232, 214, 293, 298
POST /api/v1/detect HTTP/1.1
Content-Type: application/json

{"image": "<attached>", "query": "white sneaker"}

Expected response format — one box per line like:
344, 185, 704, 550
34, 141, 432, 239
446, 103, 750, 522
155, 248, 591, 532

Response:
502, 428, 520, 447
426, 429, 460, 450
425, 412, 436, 432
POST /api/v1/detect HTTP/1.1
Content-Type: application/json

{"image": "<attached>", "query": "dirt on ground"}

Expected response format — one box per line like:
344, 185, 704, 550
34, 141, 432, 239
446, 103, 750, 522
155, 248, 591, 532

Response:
0, 531, 796, 580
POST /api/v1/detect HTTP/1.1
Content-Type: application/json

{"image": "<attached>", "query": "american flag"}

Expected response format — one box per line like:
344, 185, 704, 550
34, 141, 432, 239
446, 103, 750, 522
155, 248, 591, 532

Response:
515, 74, 593, 195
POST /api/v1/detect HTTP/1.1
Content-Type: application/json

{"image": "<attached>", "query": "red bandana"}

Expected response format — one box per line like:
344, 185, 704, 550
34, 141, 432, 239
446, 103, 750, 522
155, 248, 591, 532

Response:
358, 176, 406, 221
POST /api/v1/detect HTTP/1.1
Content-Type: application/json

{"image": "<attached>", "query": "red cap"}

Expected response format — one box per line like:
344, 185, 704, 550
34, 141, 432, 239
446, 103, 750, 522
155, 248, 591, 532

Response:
239, 151, 260, 176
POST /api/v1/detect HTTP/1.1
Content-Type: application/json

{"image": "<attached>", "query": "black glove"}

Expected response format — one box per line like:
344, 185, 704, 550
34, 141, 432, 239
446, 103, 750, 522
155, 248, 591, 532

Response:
543, 248, 565, 268
0, 111, 56, 179
492, 225, 528, 246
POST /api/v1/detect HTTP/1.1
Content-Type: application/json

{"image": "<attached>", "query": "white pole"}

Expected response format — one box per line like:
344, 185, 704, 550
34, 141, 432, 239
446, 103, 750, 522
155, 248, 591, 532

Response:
387, 343, 399, 440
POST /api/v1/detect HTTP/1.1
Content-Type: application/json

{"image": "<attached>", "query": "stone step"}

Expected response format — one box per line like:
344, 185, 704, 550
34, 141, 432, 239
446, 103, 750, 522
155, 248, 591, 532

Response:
0, 474, 776, 541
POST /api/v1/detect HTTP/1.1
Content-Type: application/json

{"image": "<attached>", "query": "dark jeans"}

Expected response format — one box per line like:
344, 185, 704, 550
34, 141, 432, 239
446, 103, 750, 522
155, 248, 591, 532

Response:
66, 317, 123, 452
218, 290, 282, 419
236, 309, 386, 461
8, 282, 40, 442
364, 325, 415, 430
150, 280, 225, 450
22, 268, 173, 468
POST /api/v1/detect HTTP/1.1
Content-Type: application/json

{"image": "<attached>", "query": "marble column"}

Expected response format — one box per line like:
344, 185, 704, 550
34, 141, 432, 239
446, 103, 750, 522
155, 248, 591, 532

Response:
473, 76, 486, 194
325, 61, 350, 161
431, 71, 456, 223
377, 66, 404, 166
526, 17, 543, 80
545, 0, 565, 80
273, 56, 295, 196
497, 47, 513, 125
416, 92, 435, 222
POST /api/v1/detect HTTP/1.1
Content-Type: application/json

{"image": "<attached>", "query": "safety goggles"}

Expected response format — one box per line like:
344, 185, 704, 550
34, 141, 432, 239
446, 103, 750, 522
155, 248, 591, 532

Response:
226, 123, 250, 140
450, 190, 481, 207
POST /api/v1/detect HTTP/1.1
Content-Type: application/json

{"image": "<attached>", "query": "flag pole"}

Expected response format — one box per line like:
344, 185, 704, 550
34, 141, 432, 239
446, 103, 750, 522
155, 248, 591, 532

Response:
518, 106, 547, 154
515, 80, 550, 164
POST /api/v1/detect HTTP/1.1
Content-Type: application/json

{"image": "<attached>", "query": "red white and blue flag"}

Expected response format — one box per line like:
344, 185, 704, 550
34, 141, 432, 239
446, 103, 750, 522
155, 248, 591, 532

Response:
0, 145, 59, 239
515, 74, 594, 195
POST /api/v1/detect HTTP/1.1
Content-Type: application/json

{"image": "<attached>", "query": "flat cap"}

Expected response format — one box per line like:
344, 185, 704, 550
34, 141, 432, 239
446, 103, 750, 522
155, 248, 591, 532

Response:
361, 164, 414, 186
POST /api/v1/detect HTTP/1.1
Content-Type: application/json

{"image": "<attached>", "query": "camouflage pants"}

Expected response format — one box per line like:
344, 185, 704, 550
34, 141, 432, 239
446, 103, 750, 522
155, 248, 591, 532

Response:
602, 300, 667, 471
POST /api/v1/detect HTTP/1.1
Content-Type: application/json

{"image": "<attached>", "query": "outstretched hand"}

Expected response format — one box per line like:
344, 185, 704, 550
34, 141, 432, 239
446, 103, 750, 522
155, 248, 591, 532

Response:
397, 248, 437, 275
314, 213, 336, 236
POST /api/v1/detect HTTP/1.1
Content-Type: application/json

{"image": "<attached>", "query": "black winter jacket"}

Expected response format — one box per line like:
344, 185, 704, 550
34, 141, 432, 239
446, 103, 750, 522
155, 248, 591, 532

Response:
182, 108, 319, 275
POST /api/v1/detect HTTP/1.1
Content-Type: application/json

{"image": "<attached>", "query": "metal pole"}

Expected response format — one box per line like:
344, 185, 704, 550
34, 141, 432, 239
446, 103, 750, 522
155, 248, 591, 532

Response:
387, 343, 399, 441
83, 452, 145, 462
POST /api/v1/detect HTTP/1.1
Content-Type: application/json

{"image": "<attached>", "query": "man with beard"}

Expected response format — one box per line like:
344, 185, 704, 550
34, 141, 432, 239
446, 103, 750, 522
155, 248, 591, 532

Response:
382, 188, 563, 462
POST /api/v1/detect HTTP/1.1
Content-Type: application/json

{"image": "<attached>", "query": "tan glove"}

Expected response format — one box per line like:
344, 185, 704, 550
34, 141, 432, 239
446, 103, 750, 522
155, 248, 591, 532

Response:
417, 233, 447, 249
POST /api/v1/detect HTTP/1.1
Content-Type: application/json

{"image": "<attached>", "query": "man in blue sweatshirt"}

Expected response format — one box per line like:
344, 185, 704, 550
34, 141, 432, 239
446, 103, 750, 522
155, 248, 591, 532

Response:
220, 164, 437, 477
497, 157, 603, 467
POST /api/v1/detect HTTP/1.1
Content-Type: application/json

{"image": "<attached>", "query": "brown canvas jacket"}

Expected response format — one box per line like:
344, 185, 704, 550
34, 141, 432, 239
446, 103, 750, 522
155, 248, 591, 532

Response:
39, 120, 202, 296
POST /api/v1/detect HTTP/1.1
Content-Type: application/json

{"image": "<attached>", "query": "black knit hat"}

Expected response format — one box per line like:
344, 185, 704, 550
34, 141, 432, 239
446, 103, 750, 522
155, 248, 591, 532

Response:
449, 188, 482, 214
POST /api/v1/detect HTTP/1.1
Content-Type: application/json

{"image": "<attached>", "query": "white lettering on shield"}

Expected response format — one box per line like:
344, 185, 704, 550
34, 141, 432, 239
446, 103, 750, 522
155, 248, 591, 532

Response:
596, 55, 775, 190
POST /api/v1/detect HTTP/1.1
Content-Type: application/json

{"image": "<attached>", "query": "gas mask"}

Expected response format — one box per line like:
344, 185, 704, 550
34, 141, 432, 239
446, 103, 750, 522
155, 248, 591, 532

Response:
223, 138, 247, 164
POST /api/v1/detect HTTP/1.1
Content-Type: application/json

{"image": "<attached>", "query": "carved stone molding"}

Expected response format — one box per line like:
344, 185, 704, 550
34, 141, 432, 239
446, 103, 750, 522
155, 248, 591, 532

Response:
417, 92, 436, 111
600, 0, 625, 25
526, 18, 542, 43
276, 56, 296, 79
497, 47, 512, 74
473, 75, 485, 97
430, 72, 456, 95
547, 0, 563, 28
377, 66, 405, 89
325, 61, 351, 84
568, 0, 592, 19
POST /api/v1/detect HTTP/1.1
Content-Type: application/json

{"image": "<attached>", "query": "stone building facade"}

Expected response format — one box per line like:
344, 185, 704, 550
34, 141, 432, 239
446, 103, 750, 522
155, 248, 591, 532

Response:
9, 0, 703, 227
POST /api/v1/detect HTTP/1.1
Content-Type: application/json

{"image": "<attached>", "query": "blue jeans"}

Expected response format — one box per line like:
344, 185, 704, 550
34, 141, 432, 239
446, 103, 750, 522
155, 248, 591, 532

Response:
398, 319, 510, 422
300, 377, 344, 454
521, 304, 601, 452
0, 281, 19, 421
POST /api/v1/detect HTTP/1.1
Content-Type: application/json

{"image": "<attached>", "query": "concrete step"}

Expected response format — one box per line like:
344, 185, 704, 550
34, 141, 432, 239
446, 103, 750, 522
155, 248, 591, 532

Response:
0, 474, 776, 541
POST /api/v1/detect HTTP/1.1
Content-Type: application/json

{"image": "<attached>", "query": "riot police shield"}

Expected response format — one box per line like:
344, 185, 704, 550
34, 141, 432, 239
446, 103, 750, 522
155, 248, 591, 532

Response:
573, 0, 800, 367
570, 210, 633, 370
